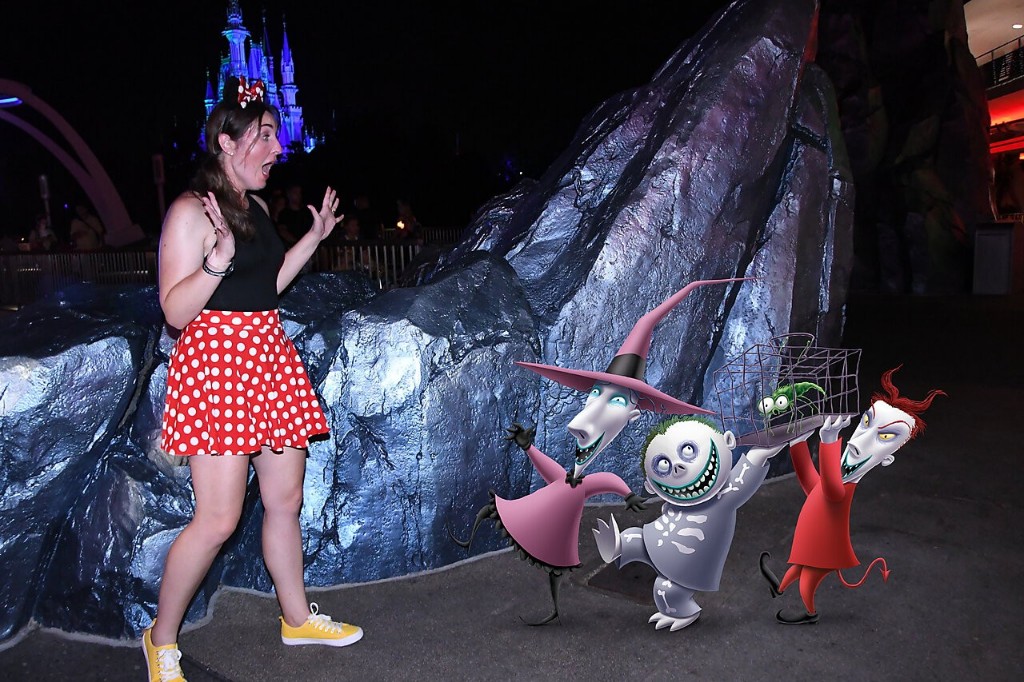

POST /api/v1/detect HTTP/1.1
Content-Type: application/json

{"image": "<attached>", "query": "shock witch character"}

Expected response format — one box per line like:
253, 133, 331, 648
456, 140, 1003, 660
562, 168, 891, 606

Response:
450, 278, 747, 625
759, 367, 945, 624
593, 416, 785, 630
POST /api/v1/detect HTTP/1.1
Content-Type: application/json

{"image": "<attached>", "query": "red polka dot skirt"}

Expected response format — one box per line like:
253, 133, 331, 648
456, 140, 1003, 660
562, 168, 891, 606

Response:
160, 309, 329, 456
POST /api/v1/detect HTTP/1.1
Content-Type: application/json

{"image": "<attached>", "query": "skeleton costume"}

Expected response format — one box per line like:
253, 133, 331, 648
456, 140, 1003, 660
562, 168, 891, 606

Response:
617, 452, 770, 619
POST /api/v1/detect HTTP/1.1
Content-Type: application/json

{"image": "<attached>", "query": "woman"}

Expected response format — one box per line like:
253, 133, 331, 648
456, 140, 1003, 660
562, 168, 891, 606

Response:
143, 78, 361, 682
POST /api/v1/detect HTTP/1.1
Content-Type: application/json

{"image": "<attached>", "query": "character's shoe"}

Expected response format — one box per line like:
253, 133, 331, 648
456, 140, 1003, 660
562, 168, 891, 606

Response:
281, 603, 364, 647
142, 620, 187, 682
775, 609, 819, 625
649, 610, 700, 631
759, 551, 783, 598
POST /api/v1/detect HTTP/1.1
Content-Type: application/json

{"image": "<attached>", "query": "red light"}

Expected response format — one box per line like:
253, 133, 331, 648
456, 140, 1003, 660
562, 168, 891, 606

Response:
988, 90, 1024, 126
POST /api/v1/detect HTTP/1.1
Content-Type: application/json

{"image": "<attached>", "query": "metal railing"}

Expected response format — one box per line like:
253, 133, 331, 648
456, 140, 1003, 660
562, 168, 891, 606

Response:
0, 239, 452, 308
411, 226, 464, 244
310, 242, 422, 289
978, 36, 1024, 89
0, 251, 157, 306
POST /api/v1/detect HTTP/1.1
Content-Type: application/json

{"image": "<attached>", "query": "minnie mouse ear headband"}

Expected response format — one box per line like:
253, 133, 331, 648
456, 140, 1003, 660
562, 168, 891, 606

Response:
223, 75, 265, 109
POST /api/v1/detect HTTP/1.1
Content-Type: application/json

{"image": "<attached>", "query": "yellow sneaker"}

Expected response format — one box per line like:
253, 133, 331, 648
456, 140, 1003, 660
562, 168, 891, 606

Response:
280, 602, 363, 647
141, 620, 187, 682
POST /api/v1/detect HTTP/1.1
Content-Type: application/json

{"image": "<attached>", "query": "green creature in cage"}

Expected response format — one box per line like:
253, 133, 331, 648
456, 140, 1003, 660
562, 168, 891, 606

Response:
757, 382, 826, 418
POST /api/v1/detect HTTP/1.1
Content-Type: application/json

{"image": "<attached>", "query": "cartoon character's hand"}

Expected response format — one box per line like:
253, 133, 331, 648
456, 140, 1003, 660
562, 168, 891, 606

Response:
592, 514, 622, 563
504, 422, 535, 451
747, 443, 786, 466
789, 428, 815, 447
623, 493, 648, 513
818, 415, 851, 444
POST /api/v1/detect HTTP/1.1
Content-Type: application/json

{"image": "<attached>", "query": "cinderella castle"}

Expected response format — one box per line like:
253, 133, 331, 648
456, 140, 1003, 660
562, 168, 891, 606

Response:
202, 1, 319, 154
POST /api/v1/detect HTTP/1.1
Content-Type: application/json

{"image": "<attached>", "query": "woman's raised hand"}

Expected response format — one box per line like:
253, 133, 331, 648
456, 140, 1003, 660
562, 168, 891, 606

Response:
199, 192, 236, 269
308, 186, 342, 242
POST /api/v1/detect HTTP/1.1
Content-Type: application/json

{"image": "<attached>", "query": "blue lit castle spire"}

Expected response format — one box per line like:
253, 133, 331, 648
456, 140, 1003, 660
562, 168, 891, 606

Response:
277, 18, 305, 151
204, 1, 316, 155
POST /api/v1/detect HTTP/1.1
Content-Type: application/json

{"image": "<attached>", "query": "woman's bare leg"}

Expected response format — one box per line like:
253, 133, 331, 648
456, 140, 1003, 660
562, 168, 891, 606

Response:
251, 446, 310, 627
151, 454, 251, 646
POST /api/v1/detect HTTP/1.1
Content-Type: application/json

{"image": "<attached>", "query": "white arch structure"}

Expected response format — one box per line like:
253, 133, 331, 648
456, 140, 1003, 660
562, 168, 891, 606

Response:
0, 79, 141, 247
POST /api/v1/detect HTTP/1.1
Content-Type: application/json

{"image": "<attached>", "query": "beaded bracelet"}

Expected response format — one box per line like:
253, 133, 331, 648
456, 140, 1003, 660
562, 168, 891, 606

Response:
202, 256, 234, 277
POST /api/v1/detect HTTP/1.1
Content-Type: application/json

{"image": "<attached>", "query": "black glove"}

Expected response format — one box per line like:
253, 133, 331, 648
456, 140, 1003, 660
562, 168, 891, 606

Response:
623, 493, 647, 513
504, 422, 535, 451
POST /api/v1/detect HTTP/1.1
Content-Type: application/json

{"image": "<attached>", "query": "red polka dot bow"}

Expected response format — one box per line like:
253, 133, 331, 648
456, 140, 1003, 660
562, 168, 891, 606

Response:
237, 76, 265, 108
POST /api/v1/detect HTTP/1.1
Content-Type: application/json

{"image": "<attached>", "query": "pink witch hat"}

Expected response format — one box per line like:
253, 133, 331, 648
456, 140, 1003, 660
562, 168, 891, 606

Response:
516, 278, 751, 415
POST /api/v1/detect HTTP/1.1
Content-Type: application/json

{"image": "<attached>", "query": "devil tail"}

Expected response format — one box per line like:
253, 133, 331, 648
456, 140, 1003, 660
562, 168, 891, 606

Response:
837, 557, 891, 589
447, 502, 495, 550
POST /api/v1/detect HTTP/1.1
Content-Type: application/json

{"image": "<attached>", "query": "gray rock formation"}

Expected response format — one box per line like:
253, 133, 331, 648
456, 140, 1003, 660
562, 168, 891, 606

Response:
220, 254, 540, 590
0, 258, 538, 639
0, 0, 855, 642
425, 0, 852, 485
0, 286, 165, 640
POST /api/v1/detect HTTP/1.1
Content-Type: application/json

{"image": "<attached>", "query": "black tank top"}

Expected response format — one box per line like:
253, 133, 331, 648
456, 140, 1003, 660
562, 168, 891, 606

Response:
205, 198, 285, 311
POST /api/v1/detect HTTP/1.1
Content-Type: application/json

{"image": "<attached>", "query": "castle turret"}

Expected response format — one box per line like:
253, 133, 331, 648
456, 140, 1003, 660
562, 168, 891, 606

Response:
222, 0, 250, 78
204, 71, 216, 117
278, 17, 304, 150
200, 71, 217, 149
204, 2, 314, 157
262, 10, 281, 109
247, 39, 263, 80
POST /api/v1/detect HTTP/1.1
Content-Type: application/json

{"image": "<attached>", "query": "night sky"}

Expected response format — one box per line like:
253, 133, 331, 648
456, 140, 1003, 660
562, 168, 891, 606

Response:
1, 0, 730, 241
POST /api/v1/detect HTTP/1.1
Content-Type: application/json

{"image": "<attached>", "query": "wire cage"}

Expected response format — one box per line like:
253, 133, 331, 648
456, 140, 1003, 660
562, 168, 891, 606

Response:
711, 333, 861, 447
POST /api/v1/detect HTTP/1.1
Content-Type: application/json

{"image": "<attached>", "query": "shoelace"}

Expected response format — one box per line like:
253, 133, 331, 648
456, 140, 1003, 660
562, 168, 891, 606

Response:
307, 602, 347, 633
156, 648, 184, 682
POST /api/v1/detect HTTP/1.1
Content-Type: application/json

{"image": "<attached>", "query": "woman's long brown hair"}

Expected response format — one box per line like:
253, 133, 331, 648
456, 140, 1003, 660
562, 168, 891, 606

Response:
191, 98, 280, 240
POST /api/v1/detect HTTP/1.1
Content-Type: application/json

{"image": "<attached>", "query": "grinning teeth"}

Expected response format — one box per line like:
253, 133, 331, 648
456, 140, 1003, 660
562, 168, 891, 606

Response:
656, 443, 720, 501
575, 434, 603, 463
842, 455, 865, 477
841, 445, 866, 478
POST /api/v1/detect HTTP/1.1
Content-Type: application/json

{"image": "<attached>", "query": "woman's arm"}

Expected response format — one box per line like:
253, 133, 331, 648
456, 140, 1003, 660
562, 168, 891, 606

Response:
158, 193, 233, 330
275, 187, 341, 293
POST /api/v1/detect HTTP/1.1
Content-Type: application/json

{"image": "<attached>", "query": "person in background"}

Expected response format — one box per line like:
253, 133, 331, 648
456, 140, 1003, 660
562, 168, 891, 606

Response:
28, 214, 57, 251
337, 214, 372, 273
352, 194, 383, 241
1, 231, 20, 253
275, 183, 314, 247
341, 214, 361, 243
268, 187, 286, 226
394, 199, 423, 244
143, 76, 362, 682
69, 203, 105, 251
